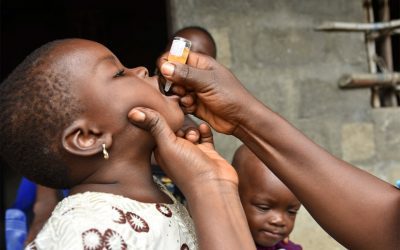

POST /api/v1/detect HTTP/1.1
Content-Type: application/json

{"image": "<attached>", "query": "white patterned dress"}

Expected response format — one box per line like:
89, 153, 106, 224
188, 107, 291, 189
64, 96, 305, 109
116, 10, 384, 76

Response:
25, 182, 197, 250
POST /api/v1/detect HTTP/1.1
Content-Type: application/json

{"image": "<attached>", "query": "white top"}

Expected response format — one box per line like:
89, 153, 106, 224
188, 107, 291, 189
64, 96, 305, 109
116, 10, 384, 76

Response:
25, 183, 197, 250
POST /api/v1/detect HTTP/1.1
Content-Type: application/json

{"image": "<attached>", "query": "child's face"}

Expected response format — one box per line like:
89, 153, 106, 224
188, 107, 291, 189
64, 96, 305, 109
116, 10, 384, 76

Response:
239, 161, 301, 247
63, 39, 184, 144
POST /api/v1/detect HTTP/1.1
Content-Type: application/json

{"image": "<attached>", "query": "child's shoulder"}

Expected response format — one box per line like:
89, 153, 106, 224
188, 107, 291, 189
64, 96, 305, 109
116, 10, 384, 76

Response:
28, 191, 198, 250
51, 191, 190, 227
54, 191, 161, 214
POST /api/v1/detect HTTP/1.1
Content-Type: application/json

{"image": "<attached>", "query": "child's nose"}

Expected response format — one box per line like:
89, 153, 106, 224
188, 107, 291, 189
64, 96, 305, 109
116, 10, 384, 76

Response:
269, 212, 285, 227
131, 67, 149, 78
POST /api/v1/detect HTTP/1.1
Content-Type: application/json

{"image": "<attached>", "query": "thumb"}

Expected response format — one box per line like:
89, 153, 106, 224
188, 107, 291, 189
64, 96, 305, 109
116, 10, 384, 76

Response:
282, 236, 290, 244
128, 107, 176, 146
160, 52, 216, 91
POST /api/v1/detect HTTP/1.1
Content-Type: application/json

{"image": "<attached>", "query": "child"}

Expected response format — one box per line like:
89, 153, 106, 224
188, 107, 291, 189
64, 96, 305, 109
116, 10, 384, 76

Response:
0, 38, 197, 249
232, 144, 302, 250
169, 26, 217, 59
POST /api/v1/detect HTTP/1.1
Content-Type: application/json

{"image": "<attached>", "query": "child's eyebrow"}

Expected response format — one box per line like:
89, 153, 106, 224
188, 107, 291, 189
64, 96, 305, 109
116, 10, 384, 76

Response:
93, 55, 119, 72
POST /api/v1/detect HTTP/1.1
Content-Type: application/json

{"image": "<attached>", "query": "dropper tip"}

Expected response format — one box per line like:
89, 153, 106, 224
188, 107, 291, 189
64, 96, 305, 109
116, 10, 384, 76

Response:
164, 81, 172, 92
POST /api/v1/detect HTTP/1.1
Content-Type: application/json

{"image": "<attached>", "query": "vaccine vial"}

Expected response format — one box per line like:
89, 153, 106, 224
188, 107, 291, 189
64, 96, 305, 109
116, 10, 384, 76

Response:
164, 37, 192, 91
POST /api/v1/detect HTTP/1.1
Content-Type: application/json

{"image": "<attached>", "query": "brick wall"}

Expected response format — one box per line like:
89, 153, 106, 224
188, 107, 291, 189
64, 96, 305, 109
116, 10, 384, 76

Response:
168, 0, 400, 249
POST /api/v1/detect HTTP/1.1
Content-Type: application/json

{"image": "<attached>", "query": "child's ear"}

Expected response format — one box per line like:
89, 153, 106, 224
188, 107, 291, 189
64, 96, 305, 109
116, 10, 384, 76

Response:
62, 119, 112, 157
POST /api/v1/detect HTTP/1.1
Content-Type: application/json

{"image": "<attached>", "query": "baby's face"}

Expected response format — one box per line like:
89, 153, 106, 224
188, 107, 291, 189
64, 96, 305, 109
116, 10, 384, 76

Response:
61, 39, 184, 143
240, 163, 301, 247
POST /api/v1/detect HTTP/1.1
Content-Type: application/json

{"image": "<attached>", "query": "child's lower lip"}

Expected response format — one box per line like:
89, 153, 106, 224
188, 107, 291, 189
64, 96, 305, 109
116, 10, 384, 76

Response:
167, 95, 179, 102
261, 230, 282, 241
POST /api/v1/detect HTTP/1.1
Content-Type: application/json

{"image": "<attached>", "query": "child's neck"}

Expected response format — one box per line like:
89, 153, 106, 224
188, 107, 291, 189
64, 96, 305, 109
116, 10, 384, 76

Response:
69, 156, 173, 204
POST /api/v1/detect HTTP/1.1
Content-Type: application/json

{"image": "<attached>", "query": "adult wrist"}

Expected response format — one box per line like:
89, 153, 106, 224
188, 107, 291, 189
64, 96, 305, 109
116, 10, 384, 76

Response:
233, 99, 272, 140
184, 178, 239, 203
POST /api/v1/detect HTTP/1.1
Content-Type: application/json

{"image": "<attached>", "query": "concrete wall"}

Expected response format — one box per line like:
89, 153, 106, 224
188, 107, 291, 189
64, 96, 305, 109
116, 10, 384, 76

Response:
168, 1, 400, 249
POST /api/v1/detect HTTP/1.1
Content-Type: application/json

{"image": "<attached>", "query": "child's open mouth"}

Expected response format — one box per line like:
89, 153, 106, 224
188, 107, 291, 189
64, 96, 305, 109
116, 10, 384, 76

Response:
157, 73, 174, 96
158, 76, 166, 95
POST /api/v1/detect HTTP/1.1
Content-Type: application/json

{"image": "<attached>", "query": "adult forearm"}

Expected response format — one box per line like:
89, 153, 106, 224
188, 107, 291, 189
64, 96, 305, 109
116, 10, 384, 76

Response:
185, 181, 256, 250
233, 100, 400, 249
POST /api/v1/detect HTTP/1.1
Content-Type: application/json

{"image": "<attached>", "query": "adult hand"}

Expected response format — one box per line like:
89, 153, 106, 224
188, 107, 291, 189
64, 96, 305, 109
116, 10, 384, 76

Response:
175, 115, 200, 142
157, 51, 259, 135
128, 107, 255, 250
128, 107, 238, 194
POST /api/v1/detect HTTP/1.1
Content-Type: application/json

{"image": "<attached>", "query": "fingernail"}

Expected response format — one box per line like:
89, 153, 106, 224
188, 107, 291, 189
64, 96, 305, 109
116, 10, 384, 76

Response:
129, 109, 146, 122
161, 62, 175, 77
187, 130, 197, 137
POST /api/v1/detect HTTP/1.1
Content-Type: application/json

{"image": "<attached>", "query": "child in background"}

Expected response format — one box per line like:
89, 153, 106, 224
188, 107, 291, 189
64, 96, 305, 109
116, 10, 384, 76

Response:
168, 26, 217, 59
232, 144, 302, 250
0, 38, 197, 249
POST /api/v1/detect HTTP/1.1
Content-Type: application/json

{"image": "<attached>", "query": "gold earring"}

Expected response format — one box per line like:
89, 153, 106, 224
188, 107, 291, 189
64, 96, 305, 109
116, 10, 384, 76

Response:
102, 144, 109, 160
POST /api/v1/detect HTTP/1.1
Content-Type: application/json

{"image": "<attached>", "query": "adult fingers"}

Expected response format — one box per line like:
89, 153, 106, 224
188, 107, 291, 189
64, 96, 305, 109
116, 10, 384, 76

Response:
127, 107, 176, 147
184, 128, 200, 143
160, 52, 217, 92
198, 123, 214, 146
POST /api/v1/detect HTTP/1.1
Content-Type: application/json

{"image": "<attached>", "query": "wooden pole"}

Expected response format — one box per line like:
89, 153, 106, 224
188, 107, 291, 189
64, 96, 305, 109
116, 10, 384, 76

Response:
315, 19, 400, 32
338, 72, 400, 88
377, 0, 397, 106
364, 0, 381, 107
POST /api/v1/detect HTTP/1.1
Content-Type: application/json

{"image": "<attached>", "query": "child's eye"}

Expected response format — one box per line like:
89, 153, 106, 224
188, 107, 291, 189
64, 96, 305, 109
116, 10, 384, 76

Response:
288, 209, 298, 215
113, 69, 125, 78
256, 205, 270, 212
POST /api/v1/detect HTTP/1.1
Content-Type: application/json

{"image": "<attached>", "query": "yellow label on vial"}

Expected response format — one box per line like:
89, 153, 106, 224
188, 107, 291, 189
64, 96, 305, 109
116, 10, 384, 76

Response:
167, 47, 190, 64
164, 37, 191, 92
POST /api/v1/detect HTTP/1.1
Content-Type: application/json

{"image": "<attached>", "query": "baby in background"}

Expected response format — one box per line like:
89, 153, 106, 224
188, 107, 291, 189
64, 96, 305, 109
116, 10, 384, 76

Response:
232, 144, 302, 250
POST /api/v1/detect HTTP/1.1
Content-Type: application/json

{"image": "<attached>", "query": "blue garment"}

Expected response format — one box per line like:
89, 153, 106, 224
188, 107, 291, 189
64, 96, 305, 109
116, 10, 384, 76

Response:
11, 177, 69, 223
11, 178, 37, 215
6, 178, 69, 249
